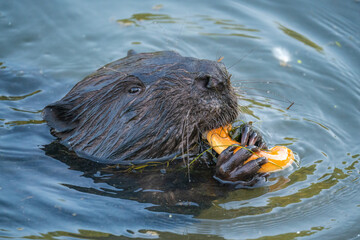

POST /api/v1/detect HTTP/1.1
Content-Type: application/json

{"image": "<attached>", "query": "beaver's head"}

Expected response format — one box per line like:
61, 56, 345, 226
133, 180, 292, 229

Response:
43, 51, 238, 163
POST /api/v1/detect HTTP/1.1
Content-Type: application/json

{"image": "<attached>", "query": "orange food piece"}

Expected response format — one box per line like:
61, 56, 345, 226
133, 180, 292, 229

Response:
207, 125, 294, 173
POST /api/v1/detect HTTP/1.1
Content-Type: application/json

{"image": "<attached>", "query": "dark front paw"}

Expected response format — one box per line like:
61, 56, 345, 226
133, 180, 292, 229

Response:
215, 145, 268, 186
234, 124, 267, 149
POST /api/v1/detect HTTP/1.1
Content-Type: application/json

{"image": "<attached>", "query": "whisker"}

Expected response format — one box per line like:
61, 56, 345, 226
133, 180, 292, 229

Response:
238, 93, 300, 110
185, 108, 192, 182
235, 87, 295, 104
237, 92, 290, 104
236, 80, 290, 86
228, 48, 257, 69
187, 123, 191, 182
181, 112, 187, 166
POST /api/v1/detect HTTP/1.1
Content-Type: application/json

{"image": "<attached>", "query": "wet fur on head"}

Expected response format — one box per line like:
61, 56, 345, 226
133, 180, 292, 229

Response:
43, 51, 238, 164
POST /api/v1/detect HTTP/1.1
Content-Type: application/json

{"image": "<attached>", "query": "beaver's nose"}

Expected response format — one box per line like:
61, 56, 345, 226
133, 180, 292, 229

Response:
195, 74, 225, 92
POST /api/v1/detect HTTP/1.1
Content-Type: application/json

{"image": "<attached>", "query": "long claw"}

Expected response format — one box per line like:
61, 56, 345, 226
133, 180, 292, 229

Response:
230, 145, 258, 167
216, 146, 258, 177
240, 125, 251, 146
217, 145, 239, 166
248, 131, 258, 146
228, 157, 268, 181
257, 140, 268, 150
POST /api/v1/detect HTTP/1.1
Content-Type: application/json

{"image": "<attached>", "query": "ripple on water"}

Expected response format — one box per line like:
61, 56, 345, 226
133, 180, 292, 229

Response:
1, 0, 360, 239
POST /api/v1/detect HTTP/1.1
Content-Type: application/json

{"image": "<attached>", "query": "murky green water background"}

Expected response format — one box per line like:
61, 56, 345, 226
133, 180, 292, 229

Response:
1, 1, 360, 239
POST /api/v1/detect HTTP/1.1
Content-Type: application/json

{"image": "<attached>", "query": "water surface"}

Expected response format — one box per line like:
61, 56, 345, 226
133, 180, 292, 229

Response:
1, 1, 360, 239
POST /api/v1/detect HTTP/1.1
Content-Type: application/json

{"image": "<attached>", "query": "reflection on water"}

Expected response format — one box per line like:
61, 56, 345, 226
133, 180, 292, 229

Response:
247, 227, 325, 240
4, 119, 45, 127
200, 32, 260, 39
117, 13, 180, 26
1, 0, 360, 239
9, 107, 42, 114
277, 23, 324, 52
117, 13, 261, 39
0, 90, 42, 101
22, 229, 227, 240
42, 141, 266, 215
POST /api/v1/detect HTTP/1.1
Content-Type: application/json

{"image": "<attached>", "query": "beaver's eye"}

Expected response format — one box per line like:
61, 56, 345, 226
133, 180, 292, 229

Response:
128, 87, 141, 94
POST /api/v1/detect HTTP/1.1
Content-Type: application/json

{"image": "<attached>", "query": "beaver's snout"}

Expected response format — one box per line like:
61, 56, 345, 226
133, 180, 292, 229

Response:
194, 74, 226, 92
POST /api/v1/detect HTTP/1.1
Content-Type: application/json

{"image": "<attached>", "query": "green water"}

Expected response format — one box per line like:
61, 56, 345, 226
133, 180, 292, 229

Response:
1, 1, 360, 239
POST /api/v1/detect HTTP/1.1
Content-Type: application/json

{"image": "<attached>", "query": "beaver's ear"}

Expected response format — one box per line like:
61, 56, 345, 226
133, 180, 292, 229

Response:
42, 102, 77, 133
127, 49, 137, 57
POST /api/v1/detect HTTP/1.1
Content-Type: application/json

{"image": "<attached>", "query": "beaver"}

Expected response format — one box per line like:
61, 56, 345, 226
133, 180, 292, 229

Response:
43, 50, 268, 184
